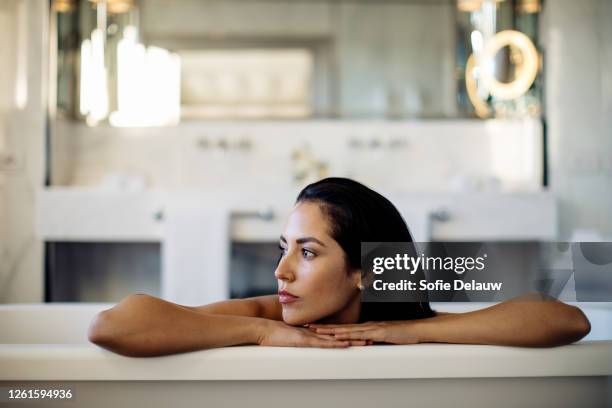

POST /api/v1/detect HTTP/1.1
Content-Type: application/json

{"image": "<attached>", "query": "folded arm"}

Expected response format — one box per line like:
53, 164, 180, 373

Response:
87, 294, 268, 357
311, 294, 591, 347
415, 294, 591, 347
88, 293, 351, 357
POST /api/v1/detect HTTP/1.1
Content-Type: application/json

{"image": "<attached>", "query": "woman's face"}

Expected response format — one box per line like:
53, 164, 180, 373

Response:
275, 200, 361, 326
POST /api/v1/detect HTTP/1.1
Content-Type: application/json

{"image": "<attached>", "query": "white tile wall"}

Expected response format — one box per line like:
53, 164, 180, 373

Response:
52, 119, 543, 194
544, 0, 612, 239
0, 0, 47, 303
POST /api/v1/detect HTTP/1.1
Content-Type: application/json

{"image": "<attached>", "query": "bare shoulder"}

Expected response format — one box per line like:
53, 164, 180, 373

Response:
187, 295, 283, 321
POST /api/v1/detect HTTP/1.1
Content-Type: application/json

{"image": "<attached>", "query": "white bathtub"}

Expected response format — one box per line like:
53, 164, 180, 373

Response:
1, 302, 611, 408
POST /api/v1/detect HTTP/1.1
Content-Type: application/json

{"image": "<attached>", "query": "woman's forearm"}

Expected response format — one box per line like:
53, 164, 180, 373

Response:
414, 295, 591, 347
88, 294, 268, 357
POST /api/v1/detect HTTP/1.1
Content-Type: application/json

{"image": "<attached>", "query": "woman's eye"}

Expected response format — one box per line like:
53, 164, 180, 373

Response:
278, 245, 314, 259
302, 248, 316, 259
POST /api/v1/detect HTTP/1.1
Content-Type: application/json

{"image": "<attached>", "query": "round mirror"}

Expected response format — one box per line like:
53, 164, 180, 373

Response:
481, 30, 539, 100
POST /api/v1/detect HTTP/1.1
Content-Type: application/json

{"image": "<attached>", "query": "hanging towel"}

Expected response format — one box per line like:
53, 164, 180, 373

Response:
162, 196, 230, 306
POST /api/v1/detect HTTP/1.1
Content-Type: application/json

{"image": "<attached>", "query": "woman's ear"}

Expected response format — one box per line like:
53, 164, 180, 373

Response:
351, 269, 363, 290
360, 271, 375, 289
352, 269, 373, 290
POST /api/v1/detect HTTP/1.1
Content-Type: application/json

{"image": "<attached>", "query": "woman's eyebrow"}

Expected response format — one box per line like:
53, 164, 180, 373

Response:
296, 237, 326, 247
279, 235, 326, 247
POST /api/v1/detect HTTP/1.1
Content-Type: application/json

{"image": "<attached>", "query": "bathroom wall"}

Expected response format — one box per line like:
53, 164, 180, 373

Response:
50, 119, 543, 194
0, 0, 47, 303
0, 1, 15, 269
543, 0, 612, 239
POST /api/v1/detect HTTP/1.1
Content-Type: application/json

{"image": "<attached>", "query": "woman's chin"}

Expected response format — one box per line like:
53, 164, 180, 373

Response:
282, 314, 306, 326
282, 310, 317, 326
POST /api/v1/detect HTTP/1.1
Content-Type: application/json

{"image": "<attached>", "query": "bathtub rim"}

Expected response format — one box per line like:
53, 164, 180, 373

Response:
1, 302, 611, 381
1, 341, 611, 381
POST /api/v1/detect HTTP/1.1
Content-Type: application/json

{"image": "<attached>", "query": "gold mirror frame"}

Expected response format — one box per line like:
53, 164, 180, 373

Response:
465, 30, 539, 117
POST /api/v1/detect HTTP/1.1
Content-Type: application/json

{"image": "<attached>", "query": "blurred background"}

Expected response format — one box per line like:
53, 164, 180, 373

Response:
0, 0, 610, 305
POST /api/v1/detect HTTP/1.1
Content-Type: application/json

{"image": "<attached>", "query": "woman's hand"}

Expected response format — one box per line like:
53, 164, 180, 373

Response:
258, 320, 369, 348
307, 321, 420, 345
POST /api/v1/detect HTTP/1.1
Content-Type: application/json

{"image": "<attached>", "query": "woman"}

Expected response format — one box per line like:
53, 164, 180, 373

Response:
88, 178, 591, 357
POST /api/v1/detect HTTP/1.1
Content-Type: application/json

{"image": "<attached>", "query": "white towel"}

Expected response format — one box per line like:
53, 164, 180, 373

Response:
162, 196, 230, 306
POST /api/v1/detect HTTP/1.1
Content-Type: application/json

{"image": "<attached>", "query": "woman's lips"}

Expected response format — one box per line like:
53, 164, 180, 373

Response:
278, 291, 300, 304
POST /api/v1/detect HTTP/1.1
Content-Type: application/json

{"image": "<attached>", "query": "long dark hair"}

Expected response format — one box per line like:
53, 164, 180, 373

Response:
296, 177, 435, 322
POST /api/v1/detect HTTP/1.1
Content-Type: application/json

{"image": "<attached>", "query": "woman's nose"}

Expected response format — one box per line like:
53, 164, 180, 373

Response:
274, 254, 295, 282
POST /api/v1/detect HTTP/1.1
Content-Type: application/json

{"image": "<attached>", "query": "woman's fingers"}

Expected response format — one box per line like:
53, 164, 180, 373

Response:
314, 333, 339, 341
261, 322, 377, 348
307, 323, 395, 344
301, 328, 349, 348
313, 325, 375, 334
307, 337, 350, 348
308, 338, 368, 348
308, 323, 367, 330
333, 329, 386, 342
332, 330, 371, 340
301, 327, 341, 341
304, 331, 369, 347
